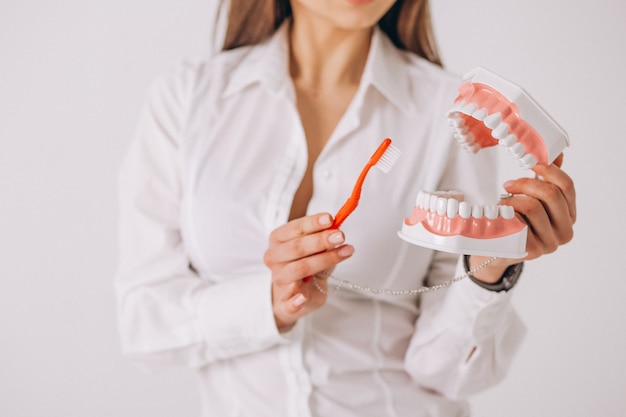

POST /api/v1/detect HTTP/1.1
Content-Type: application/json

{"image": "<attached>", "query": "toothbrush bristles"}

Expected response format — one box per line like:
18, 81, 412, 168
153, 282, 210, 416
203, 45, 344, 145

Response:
376, 144, 401, 173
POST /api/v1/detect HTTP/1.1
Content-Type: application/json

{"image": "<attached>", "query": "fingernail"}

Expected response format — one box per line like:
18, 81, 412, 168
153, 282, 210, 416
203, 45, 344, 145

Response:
319, 214, 331, 226
293, 294, 306, 307
338, 245, 354, 258
503, 180, 514, 189
329, 232, 344, 244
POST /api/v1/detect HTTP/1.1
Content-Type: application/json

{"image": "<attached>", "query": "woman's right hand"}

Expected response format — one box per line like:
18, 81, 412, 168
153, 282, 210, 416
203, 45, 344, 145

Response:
263, 213, 355, 332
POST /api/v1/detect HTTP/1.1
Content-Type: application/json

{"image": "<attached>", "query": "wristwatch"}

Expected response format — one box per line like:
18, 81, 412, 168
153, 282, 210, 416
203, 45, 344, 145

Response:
463, 255, 524, 292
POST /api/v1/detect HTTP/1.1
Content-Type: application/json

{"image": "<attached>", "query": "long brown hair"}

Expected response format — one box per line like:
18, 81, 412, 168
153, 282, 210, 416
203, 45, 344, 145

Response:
222, 0, 442, 66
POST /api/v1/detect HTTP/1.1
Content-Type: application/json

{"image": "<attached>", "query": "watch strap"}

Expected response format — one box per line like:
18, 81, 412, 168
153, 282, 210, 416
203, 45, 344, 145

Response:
464, 255, 524, 292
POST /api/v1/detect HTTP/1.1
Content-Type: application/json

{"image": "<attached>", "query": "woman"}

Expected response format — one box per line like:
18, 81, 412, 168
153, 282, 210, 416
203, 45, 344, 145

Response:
115, 1, 576, 416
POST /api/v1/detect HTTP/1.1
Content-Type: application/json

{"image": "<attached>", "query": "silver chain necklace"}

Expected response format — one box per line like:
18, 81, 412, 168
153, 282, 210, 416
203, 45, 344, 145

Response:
312, 256, 498, 296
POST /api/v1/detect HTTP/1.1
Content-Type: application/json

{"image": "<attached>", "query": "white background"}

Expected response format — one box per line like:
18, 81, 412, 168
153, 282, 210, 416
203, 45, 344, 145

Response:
1, 1, 624, 416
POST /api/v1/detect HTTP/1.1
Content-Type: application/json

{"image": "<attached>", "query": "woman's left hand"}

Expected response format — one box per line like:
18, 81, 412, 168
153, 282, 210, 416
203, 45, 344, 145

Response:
503, 153, 576, 259
469, 153, 576, 283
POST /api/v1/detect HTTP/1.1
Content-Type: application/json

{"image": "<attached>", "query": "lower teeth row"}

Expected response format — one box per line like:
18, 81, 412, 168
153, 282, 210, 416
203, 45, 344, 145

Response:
417, 191, 515, 220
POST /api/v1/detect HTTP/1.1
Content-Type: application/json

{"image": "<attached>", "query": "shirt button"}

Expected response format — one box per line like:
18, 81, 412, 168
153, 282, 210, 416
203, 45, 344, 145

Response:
321, 170, 332, 179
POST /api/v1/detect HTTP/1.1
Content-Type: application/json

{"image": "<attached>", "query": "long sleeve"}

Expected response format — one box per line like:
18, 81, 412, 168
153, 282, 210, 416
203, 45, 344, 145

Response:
114, 65, 289, 370
404, 250, 527, 399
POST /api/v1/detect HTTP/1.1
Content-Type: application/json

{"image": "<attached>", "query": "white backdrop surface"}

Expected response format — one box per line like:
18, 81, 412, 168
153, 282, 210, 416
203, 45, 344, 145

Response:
1, 1, 624, 416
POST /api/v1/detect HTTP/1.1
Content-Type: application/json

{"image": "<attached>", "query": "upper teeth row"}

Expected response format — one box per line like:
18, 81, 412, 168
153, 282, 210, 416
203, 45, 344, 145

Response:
416, 191, 515, 220
448, 101, 537, 169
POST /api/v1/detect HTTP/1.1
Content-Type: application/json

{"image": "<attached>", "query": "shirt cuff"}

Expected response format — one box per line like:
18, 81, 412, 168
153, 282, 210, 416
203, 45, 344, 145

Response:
442, 258, 518, 340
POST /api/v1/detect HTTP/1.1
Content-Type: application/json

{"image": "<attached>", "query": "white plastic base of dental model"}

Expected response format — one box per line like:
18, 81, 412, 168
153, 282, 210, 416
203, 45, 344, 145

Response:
398, 222, 528, 259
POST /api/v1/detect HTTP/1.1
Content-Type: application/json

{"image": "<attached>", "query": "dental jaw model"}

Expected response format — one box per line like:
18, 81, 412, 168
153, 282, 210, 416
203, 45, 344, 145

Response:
398, 67, 570, 259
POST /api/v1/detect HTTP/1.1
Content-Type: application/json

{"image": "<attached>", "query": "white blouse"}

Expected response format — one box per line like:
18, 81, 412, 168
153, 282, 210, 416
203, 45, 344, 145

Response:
115, 24, 526, 417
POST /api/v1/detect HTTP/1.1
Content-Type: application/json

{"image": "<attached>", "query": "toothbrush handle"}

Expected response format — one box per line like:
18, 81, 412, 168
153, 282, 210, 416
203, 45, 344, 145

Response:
331, 196, 359, 229
331, 161, 371, 229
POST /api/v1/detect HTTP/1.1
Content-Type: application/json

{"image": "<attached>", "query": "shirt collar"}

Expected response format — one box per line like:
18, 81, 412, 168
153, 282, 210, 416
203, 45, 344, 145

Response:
222, 24, 290, 98
223, 23, 411, 111
362, 27, 411, 111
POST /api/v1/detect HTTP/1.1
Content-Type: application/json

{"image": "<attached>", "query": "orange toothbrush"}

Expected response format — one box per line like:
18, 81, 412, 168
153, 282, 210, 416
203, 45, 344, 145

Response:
331, 138, 401, 229
303, 138, 401, 283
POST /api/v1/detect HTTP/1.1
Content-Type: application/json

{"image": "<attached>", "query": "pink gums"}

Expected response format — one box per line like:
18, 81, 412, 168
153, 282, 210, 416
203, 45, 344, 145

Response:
404, 207, 526, 239
456, 82, 549, 165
